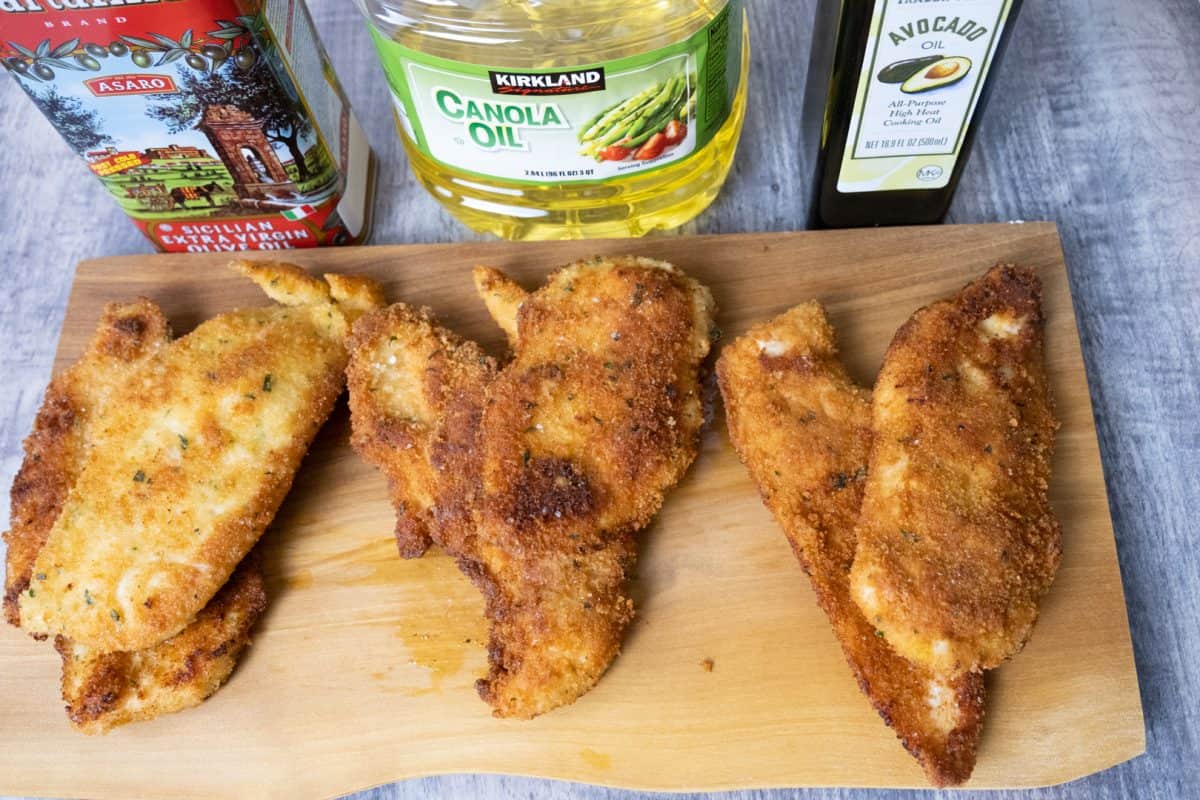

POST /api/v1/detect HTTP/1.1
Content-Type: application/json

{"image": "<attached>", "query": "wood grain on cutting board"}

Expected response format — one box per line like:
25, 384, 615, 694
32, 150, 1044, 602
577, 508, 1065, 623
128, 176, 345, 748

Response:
0, 224, 1142, 797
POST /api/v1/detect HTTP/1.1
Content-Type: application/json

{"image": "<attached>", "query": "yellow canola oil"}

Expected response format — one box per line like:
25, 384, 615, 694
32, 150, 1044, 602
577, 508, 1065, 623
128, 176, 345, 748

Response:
356, 0, 750, 240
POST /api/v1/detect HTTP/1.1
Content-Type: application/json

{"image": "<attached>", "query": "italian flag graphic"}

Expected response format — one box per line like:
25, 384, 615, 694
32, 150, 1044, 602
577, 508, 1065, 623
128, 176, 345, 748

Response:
281, 204, 317, 221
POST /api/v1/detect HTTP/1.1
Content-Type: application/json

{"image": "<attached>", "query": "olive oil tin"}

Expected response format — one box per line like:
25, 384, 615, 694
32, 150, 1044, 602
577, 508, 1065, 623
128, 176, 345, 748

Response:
1, 0, 375, 252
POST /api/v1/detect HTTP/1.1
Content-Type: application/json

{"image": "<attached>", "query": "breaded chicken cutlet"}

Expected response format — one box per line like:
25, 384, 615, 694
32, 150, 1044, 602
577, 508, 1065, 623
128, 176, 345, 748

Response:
470, 258, 716, 717
5, 300, 170, 626
850, 265, 1060, 675
347, 256, 716, 718
56, 553, 265, 733
717, 302, 984, 787
346, 303, 495, 560
5, 300, 266, 732
19, 261, 384, 654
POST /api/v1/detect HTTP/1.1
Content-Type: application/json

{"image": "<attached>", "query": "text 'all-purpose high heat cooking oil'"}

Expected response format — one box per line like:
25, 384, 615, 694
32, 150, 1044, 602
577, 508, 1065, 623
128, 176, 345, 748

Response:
355, 0, 749, 240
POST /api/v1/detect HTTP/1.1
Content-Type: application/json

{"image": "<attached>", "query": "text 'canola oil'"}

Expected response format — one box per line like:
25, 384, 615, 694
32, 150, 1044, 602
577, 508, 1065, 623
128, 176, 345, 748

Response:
356, 0, 749, 240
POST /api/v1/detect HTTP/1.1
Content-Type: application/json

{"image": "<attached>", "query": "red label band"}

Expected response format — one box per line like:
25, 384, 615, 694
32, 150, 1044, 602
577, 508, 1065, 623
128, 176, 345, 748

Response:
138, 196, 351, 253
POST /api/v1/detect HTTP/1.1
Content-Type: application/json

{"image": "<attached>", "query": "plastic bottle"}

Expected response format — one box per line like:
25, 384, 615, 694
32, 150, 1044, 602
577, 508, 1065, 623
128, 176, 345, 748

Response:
355, 0, 749, 240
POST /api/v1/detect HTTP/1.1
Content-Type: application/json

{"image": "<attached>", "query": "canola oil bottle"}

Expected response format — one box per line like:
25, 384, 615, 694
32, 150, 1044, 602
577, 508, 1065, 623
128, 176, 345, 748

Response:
355, 0, 749, 240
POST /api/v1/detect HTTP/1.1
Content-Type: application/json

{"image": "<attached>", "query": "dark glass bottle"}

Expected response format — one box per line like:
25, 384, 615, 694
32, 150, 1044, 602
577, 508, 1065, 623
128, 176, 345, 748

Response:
804, 0, 1024, 228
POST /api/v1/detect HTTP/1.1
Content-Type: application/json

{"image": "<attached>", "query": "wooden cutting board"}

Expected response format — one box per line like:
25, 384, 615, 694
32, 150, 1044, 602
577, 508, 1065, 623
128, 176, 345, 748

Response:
0, 223, 1143, 797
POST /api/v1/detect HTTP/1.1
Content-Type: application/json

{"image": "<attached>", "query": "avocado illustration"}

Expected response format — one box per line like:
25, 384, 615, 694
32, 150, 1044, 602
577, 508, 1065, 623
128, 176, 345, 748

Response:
900, 56, 972, 93
876, 55, 944, 84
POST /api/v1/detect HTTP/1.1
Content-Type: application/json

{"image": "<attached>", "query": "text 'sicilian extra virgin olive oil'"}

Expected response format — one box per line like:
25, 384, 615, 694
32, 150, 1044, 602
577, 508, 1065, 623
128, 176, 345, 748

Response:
804, 0, 1022, 227
1, 0, 374, 252
355, 0, 749, 240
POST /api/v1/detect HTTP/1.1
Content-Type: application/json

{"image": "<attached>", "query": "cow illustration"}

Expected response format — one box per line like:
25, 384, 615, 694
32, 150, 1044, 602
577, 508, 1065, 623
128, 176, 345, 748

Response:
169, 182, 225, 209
124, 182, 172, 212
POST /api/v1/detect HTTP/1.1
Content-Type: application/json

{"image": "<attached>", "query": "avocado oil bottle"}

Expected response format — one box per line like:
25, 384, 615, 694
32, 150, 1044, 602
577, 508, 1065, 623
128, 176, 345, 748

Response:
803, 0, 1023, 228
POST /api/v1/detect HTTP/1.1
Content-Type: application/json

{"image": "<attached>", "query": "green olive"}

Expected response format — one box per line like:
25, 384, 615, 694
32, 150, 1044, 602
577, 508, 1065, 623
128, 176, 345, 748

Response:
200, 44, 226, 60
84, 43, 108, 58
185, 53, 207, 70
32, 63, 54, 80
131, 50, 151, 68
234, 47, 256, 70
75, 54, 102, 71
109, 42, 129, 56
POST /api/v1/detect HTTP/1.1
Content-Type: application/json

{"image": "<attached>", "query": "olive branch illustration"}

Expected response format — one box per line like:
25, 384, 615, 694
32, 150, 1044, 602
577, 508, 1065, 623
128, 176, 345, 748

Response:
4, 17, 275, 82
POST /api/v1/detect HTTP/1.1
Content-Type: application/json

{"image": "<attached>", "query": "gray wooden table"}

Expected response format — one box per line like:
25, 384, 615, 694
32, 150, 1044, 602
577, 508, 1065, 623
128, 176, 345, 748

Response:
1, 1, 1197, 798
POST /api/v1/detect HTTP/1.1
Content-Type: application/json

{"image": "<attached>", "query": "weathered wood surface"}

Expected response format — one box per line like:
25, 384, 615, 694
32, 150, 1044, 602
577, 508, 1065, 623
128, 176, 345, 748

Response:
0, 0, 1196, 798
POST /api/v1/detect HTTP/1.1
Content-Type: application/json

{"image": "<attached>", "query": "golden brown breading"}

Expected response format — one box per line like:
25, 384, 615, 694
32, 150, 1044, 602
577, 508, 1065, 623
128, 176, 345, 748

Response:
346, 304, 495, 558
850, 265, 1060, 675
5, 300, 268, 732
20, 261, 383, 652
717, 302, 984, 787
347, 256, 715, 719
472, 267, 525, 350
57, 550, 266, 734
5, 299, 171, 628
472, 257, 715, 718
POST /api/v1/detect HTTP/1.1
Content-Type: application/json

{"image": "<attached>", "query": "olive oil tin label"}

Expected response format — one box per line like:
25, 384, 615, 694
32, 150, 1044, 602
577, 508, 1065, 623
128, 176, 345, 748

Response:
837, 0, 1013, 193
1, 0, 374, 252
366, 1, 743, 185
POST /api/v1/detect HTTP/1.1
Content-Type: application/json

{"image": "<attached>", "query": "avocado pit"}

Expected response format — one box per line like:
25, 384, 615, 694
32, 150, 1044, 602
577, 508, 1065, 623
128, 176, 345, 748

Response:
926, 61, 961, 79
899, 56, 973, 94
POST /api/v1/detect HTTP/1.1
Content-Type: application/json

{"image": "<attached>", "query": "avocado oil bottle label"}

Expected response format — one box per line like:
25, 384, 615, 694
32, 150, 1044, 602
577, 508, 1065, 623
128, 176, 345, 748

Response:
837, 0, 1014, 194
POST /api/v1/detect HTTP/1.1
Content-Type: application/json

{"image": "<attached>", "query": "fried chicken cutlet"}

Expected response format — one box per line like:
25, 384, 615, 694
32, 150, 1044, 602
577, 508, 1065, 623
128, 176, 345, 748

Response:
57, 552, 266, 734
850, 265, 1060, 675
717, 302, 984, 787
347, 256, 716, 718
346, 304, 495, 560
5, 300, 266, 732
19, 261, 384, 652
5, 300, 170, 627
471, 258, 715, 717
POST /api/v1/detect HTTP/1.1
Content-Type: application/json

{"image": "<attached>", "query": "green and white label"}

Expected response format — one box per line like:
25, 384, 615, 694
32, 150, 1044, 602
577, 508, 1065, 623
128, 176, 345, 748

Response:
366, 2, 742, 184
837, 0, 1012, 193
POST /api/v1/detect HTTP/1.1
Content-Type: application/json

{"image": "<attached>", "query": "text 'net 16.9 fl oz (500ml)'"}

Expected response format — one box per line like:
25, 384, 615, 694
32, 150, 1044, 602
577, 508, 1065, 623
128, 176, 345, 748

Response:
1, 0, 376, 253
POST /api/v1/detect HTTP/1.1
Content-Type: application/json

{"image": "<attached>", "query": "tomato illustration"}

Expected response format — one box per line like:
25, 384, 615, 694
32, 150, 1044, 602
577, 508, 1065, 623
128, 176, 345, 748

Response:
599, 144, 632, 161
663, 119, 687, 145
633, 132, 667, 160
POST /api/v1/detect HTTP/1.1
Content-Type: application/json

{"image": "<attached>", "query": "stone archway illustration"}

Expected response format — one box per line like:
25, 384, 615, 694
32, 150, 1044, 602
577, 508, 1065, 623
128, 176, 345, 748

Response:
239, 145, 273, 182
197, 104, 298, 200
